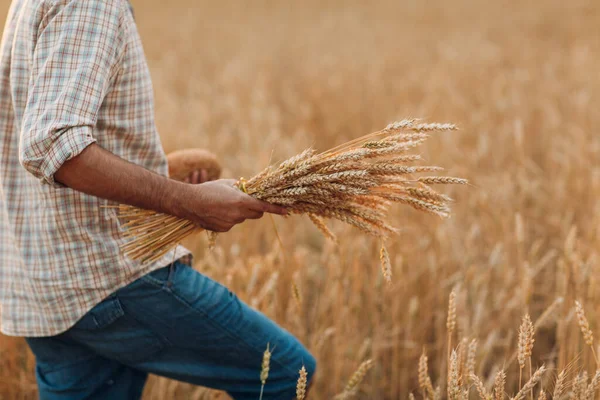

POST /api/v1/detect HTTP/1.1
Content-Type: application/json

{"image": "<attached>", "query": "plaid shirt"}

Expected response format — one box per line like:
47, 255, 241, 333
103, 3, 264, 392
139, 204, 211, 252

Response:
0, 0, 189, 337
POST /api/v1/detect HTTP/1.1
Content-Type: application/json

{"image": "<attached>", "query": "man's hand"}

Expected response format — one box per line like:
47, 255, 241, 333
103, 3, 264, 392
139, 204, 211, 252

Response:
175, 179, 287, 232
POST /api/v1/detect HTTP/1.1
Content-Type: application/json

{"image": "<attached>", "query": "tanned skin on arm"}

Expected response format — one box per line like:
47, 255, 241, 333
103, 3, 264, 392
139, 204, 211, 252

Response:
54, 144, 287, 232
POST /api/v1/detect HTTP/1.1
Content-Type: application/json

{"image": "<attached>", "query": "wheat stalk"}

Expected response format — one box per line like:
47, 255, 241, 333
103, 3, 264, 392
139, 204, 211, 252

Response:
114, 121, 466, 266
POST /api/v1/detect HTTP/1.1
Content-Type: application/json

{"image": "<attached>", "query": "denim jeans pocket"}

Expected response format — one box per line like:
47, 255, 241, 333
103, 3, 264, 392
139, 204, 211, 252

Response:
74, 296, 125, 330
69, 296, 167, 364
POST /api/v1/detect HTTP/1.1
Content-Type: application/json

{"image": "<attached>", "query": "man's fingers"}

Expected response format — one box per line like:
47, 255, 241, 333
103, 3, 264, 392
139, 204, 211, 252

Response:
247, 198, 288, 215
197, 216, 233, 232
191, 170, 200, 184
200, 169, 208, 183
245, 210, 264, 220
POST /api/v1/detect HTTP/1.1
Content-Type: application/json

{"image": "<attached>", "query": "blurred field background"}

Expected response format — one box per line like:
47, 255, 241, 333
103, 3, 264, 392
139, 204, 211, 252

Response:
1, 0, 599, 398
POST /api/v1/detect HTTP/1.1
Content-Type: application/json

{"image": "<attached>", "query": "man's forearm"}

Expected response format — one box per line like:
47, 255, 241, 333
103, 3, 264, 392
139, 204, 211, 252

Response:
54, 144, 189, 216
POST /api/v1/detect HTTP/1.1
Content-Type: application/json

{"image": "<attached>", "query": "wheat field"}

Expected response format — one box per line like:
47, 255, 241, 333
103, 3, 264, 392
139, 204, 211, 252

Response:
1, 0, 599, 398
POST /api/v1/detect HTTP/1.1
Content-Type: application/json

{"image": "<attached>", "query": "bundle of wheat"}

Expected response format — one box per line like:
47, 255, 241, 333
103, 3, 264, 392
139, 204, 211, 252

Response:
114, 119, 467, 271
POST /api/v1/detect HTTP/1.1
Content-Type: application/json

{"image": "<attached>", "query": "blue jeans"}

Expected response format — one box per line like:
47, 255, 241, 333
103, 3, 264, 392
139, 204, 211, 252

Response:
25, 261, 316, 399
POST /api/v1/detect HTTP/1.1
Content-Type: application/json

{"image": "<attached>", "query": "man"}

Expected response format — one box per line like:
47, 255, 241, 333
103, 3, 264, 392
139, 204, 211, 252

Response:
0, 0, 316, 398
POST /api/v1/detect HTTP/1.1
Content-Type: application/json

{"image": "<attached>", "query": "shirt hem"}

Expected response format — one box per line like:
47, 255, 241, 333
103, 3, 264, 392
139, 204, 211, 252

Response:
0, 246, 191, 337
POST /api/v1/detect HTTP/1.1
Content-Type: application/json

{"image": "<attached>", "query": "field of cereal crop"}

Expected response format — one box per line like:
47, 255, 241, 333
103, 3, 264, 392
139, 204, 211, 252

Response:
1, 0, 599, 398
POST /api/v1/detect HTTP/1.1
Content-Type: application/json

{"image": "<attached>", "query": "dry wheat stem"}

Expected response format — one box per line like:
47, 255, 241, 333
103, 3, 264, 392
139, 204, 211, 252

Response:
114, 121, 466, 267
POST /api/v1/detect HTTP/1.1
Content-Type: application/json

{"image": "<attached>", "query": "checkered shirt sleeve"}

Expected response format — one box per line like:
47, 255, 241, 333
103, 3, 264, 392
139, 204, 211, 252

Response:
19, 0, 127, 186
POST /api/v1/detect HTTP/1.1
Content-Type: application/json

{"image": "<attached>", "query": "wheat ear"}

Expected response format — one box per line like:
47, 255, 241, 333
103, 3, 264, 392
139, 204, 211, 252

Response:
448, 350, 460, 400
518, 314, 535, 398
447, 289, 457, 363
470, 373, 492, 400
511, 366, 546, 400
296, 366, 308, 400
575, 301, 599, 366
494, 370, 506, 400
344, 359, 373, 394
585, 370, 600, 400
552, 369, 567, 400
467, 339, 478, 378
537, 390, 546, 400
379, 242, 392, 284
259, 343, 272, 400
419, 350, 435, 399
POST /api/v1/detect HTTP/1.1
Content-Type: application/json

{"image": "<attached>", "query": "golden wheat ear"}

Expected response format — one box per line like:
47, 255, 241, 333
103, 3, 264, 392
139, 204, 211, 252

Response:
166, 148, 222, 182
